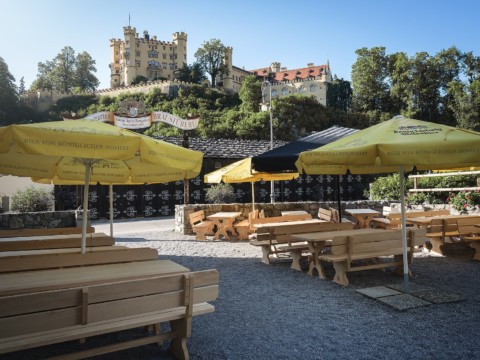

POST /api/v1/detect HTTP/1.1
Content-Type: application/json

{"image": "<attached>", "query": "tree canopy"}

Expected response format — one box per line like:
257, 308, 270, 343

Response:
194, 39, 229, 88
30, 46, 99, 93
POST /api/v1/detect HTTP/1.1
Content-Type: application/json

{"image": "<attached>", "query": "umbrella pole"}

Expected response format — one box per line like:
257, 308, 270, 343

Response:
336, 175, 342, 222
109, 184, 114, 237
251, 182, 255, 212
399, 167, 409, 292
81, 160, 93, 254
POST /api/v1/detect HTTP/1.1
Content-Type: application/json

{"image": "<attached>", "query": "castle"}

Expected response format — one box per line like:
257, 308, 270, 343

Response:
22, 25, 332, 111
107, 26, 331, 106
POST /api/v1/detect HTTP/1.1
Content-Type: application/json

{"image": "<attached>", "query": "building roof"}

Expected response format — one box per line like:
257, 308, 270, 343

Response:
252, 125, 358, 172
156, 136, 287, 159
250, 64, 329, 82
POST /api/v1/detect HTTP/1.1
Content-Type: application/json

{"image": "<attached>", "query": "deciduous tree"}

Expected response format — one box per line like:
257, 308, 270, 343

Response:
194, 39, 229, 88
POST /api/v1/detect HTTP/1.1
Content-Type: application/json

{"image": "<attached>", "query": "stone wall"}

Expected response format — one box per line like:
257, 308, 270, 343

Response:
175, 201, 393, 235
0, 211, 77, 230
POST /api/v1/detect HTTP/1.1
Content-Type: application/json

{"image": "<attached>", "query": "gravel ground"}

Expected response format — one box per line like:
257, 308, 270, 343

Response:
3, 224, 480, 360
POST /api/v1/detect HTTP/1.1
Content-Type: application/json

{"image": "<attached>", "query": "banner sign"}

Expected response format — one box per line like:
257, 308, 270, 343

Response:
79, 111, 199, 130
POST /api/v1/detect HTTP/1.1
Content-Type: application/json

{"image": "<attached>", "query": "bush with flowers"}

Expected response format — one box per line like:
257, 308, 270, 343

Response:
447, 191, 480, 213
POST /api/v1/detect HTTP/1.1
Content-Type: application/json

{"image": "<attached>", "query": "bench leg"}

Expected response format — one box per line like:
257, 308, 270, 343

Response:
429, 237, 444, 255
290, 250, 303, 271
194, 231, 207, 241
260, 246, 271, 264
170, 319, 189, 360
332, 262, 349, 286
468, 242, 480, 260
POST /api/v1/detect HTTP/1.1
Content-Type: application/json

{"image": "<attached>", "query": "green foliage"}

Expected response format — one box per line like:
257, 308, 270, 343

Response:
448, 191, 480, 212
369, 174, 409, 201
326, 77, 352, 111
30, 46, 99, 93
11, 186, 53, 213
131, 76, 148, 85
0, 56, 19, 124
174, 62, 206, 84
239, 75, 262, 112
194, 39, 229, 88
205, 183, 236, 203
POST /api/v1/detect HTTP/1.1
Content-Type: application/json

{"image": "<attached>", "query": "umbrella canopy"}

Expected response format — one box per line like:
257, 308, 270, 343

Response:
204, 158, 298, 210
252, 125, 358, 172
0, 120, 203, 252
295, 115, 480, 290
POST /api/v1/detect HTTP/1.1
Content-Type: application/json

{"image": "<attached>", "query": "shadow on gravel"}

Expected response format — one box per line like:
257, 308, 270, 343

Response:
2, 254, 479, 360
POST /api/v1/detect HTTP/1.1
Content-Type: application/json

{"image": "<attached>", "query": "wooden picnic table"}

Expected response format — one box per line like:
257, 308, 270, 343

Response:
292, 228, 392, 278
406, 214, 480, 228
344, 209, 381, 229
206, 212, 242, 240
0, 259, 189, 297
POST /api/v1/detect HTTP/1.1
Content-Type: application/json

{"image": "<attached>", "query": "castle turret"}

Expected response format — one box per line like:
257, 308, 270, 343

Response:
123, 26, 137, 86
222, 46, 233, 90
172, 32, 188, 69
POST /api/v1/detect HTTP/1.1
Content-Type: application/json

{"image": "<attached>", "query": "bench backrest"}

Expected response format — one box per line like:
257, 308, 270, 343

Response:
0, 226, 95, 238
189, 210, 206, 226
429, 209, 450, 216
330, 230, 405, 256
405, 211, 430, 218
456, 217, 480, 235
318, 208, 333, 221
0, 247, 159, 273
0, 269, 219, 339
0, 233, 115, 252
272, 221, 354, 243
251, 213, 312, 227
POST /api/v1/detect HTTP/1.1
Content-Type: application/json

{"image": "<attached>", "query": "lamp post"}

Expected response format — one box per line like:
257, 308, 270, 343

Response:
261, 80, 275, 203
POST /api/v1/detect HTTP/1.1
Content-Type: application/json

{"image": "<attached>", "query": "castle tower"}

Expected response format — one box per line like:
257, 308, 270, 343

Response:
172, 32, 188, 69
222, 46, 233, 90
123, 26, 137, 86
109, 38, 122, 88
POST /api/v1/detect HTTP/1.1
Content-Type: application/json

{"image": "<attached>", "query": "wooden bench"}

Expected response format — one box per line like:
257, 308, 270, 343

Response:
0, 269, 219, 359
189, 210, 214, 240
0, 232, 115, 252
330, 207, 355, 224
318, 229, 416, 286
0, 226, 95, 238
318, 208, 333, 221
456, 217, 480, 260
234, 210, 258, 240
426, 218, 461, 254
246, 213, 313, 241
0, 247, 159, 273
251, 221, 354, 270
371, 213, 402, 229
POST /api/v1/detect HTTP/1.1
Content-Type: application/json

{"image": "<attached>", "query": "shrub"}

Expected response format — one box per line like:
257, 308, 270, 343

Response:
11, 186, 53, 213
205, 183, 236, 203
369, 174, 413, 201
448, 191, 480, 212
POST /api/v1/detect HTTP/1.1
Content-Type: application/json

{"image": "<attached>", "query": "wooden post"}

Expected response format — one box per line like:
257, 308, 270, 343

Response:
182, 130, 190, 205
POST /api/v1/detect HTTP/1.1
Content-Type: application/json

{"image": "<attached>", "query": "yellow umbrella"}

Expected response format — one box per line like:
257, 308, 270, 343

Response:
295, 115, 480, 290
0, 120, 203, 253
204, 158, 298, 211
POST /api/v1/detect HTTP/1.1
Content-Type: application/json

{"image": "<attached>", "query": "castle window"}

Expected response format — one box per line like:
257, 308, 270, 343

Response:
299, 86, 305, 94
136, 60, 141, 67
281, 87, 288, 95
169, 63, 174, 70
310, 84, 317, 92
148, 50, 158, 58
148, 60, 160, 68
163, 54, 167, 59
163, 63, 167, 69
271, 89, 277, 97
163, 46, 166, 50
136, 51, 140, 57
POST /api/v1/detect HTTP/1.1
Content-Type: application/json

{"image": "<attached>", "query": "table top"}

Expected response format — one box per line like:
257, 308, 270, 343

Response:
344, 209, 380, 215
292, 228, 390, 243
281, 210, 309, 216
253, 219, 325, 229
207, 212, 242, 220
0, 259, 189, 297
407, 214, 480, 225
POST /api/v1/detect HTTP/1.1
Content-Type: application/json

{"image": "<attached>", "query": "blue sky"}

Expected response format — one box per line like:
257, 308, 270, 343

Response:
2, 0, 479, 90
